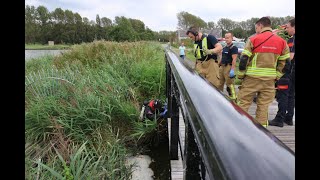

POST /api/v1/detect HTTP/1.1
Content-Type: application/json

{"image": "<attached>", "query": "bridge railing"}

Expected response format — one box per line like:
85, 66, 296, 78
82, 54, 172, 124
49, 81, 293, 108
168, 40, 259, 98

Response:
165, 47, 295, 180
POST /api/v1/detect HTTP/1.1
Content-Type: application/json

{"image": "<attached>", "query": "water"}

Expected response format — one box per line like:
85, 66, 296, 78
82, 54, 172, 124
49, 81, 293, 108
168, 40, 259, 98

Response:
143, 120, 171, 180
25, 50, 69, 61
146, 139, 170, 180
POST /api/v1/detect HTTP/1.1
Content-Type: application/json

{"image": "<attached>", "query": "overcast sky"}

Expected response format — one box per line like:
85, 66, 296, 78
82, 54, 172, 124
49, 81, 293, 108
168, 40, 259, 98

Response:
25, 0, 295, 32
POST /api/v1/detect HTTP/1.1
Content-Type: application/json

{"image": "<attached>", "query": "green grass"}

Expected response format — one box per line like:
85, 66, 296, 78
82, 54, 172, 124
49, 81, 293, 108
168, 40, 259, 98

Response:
25, 43, 72, 50
25, 40, 166, 179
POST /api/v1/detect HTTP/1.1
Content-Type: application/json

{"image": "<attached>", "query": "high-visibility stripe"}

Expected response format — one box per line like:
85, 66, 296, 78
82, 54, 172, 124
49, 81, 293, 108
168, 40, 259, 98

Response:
242, 49, 252, 57
262, 120, 268, 127
252, 54, 257, 68
237, 71, 245, 76
194, 37, 208, 59
246, 67, 276, 76
202, 38, 208, 56
247, 67, 276, 72
278, 53, 290, 60
229, 84, 236, 100
276, 71, 283, 78
194, 44, 201, 59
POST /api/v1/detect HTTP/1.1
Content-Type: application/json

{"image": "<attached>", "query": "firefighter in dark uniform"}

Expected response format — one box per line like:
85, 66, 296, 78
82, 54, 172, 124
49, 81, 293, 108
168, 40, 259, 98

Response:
269, 18, 295, 127
218, 32, 238, 101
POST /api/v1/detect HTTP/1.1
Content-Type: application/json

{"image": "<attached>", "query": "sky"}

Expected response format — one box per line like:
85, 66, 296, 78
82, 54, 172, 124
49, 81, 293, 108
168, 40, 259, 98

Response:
25, 0, 295, 32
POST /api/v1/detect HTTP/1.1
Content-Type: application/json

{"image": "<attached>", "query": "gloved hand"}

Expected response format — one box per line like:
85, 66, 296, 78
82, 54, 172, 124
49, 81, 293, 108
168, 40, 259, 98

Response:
160, 108, 168, 118
229, 69, 235, 78
205, 48, 215, 55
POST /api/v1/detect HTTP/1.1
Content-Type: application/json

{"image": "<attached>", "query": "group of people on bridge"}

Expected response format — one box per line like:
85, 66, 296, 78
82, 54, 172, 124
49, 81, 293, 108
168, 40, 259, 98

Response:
183, 16, 295, 128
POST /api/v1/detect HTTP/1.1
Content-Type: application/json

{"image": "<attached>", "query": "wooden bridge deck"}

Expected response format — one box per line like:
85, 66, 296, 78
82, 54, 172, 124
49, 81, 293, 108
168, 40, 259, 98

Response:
168, 92, 295, 180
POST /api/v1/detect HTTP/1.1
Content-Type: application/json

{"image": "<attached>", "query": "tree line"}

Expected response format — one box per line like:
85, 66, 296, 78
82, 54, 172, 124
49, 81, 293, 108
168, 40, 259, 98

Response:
177, 11, 294, 39
25, 5, 294, 44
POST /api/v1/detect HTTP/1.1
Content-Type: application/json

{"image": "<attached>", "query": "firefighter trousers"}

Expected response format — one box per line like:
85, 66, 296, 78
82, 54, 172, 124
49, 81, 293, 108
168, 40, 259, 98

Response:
196, 59, 220, 88
286, 75, 295, 120
274, 73, 290, 121
218, 64, 236, 100
237, 76, 275, 126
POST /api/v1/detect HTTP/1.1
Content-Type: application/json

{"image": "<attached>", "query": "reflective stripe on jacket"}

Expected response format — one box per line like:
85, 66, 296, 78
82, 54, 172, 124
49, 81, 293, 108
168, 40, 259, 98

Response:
194, 37, 208, 59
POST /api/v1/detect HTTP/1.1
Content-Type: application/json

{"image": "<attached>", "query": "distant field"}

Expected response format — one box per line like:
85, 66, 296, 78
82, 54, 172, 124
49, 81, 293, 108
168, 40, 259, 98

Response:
25, 43, 71, 50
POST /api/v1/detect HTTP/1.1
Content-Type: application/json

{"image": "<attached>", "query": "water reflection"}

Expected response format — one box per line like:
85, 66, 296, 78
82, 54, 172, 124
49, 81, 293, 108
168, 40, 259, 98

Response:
25, 50, 68, 61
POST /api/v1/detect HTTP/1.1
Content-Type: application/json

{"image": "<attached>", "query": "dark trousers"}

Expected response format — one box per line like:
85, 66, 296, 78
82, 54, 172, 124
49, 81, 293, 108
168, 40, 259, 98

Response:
180, 55, 185, 60
275, 73, 295, 121
286, 73, 295, 119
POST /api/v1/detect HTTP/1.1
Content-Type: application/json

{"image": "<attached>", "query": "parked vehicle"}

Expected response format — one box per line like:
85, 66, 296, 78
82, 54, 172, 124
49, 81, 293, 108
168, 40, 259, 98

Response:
233, 41, 245, 55
218, 40, 245, 56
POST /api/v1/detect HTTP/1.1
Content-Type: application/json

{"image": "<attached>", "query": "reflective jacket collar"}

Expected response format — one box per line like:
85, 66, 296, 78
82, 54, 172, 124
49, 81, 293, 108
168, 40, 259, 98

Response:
261, 27, 273, 33
196, 33, 207, 42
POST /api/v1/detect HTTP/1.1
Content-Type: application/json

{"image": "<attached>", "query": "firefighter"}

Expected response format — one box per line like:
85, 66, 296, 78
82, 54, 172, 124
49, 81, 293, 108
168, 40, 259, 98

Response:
218, 32, 238, 101
186, 26, 223, 88
237, 17, 290, 127
269, 18, 295, 127
139, 99, 167, 121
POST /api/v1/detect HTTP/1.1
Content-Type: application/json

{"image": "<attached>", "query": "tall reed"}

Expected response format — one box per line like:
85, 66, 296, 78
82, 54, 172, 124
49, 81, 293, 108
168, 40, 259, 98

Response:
25, 40, 166, 179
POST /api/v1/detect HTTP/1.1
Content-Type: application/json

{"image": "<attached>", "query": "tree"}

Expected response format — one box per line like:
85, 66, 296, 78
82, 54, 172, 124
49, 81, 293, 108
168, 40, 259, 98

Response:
245, 17, 260, 37
36, 6, 52, 44
74, 13, 83, 43
207, 21, 216, 29
95, 14, 104, 40
64, 10, 76, 43
231, 27, 246, 39
36, 6, 50, 26
177, 11, 207, 30
142, 27, 155, 41
51, 8, 66, 43
154, 31, 173, 42
109, 16, 136, 41
217, 18, 237, 34
129, 18, 145, 33
25, 5, 40, 43
101, 17, 112, 27
52, 8, 65, 24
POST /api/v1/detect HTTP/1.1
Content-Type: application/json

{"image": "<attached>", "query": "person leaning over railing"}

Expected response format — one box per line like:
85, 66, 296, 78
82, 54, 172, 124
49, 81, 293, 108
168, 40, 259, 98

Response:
236, 17, 290, 127
186, 26, 223, 88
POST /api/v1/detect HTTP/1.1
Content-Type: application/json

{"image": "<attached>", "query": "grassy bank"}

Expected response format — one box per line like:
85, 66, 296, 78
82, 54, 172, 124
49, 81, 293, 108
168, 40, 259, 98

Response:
25, 40, 166, 179
25, 43, 72, 50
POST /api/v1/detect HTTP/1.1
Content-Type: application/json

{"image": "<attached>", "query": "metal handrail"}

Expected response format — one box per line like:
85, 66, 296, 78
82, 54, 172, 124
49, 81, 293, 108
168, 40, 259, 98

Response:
165, 47, 294, 180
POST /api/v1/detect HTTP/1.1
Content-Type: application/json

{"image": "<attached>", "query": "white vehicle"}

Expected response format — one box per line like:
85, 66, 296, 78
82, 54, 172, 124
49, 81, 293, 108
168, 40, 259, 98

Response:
219, 40, 245, 55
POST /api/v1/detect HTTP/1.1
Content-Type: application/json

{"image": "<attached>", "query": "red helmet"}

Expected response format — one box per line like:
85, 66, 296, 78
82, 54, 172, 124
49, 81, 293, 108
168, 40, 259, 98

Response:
149, 99, 162, 110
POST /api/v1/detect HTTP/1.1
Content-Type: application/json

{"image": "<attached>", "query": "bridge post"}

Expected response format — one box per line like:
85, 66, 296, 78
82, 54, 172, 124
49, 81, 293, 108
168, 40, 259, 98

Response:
184, 121, 201, 179
166, 57, 180, 160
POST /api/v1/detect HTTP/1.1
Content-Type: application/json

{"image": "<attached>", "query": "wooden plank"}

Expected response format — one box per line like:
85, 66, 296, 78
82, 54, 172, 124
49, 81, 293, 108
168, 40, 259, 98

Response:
170, 109, 186, 180
245, 93, 296, 152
